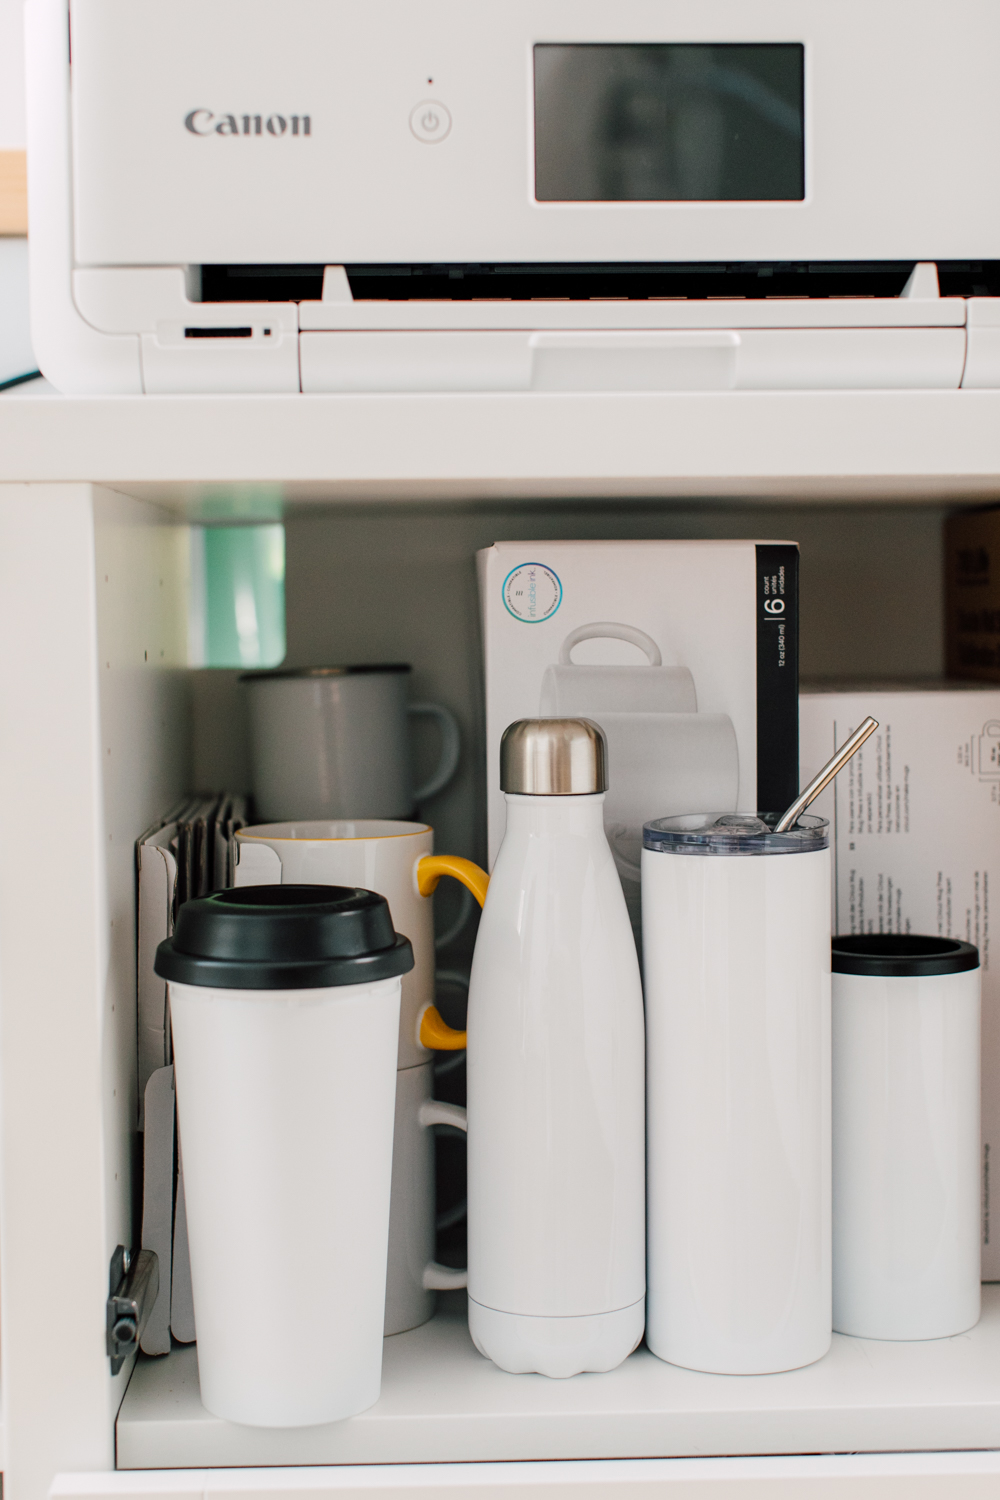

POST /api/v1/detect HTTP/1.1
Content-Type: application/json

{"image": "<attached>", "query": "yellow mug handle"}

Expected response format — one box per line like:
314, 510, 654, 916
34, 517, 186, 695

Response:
416, 854, 489, 1051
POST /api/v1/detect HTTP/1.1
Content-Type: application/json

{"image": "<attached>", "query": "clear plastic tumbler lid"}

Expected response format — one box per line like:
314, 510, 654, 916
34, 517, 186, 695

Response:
643, 812, 829, 856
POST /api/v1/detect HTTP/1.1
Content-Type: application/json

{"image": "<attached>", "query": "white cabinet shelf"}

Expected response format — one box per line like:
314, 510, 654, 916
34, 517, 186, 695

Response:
4, 383, 1000, 504
116, 1289, 1000, 1470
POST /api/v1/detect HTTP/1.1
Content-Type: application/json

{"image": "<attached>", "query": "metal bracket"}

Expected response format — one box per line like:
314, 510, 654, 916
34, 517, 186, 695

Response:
107, 1245, 159, 1374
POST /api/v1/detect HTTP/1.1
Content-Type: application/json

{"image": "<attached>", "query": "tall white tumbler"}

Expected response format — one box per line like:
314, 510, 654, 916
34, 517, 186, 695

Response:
643, 812, 831, 1375
832, 933, 981, 1341
154, 884, 414, 1427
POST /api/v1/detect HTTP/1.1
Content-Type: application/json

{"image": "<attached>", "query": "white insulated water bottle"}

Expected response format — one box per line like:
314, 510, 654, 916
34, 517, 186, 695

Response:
467, 718, 646, 1378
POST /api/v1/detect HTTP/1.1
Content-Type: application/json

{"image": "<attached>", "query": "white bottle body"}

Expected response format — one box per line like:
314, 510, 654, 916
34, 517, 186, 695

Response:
467, 791, 646, 1376
643, 844, 832, 1375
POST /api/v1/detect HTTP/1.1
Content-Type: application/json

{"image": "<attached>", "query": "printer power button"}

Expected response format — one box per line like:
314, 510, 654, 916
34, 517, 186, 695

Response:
410, 101, 452, 143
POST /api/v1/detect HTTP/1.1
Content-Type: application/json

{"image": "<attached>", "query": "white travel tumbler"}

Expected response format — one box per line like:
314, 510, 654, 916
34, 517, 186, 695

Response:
832, 933, 981, 1341
467, 719, 646, 1378
643, 812, 831, 1375
154, 884, 413, 1427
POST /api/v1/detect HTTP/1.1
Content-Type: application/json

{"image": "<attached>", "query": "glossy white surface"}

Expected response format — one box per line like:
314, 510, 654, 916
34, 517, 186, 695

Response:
833, 966, 982, 1340
235, 820, 436, 1069
116, 1285, 1000, 1468
643, 845, 831, 1374
467, 792, 645, 1375
168, 974, 401, 1427
468, 1299, 645, 1379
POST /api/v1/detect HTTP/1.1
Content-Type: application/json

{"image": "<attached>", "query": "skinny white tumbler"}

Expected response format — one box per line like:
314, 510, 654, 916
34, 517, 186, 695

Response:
467, 718, 646, 1378
832, 933, 981, 1341
155, 884, 413, 1427
643, 812, 831, 1375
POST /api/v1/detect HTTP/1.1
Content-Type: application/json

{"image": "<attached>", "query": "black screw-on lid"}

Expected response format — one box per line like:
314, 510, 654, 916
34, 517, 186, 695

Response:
153, 884, 415, 990
832, 933, 980, 978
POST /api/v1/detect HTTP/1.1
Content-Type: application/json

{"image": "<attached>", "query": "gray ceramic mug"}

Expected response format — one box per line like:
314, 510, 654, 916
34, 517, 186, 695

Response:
241, 665, 460, 822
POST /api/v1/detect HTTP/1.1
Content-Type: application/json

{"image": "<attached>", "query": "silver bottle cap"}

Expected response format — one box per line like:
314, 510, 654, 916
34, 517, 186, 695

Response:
500, 718, 608, 796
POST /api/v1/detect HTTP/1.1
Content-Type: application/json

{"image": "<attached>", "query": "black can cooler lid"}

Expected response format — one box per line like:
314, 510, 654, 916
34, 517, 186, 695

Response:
153, 884, 415, 990
832, 933, 980, 978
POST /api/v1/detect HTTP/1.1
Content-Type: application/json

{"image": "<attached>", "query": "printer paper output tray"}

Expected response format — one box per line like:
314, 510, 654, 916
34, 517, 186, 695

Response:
67, 262, 995, 394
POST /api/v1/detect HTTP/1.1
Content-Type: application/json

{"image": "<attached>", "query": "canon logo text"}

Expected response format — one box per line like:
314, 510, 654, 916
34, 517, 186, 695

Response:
184, 110, 311, 137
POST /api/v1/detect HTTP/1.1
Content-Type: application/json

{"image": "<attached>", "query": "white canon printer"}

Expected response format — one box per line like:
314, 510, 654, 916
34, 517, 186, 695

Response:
26, 0, 1000, 394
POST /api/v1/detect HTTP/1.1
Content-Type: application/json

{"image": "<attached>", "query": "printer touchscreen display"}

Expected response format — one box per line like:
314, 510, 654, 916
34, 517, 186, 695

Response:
533, 43, 804, 204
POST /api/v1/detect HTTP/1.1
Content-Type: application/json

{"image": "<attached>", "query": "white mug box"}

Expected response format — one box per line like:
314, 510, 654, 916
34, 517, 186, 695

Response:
478, 540, 799, 942
800, 683, 1000, 1279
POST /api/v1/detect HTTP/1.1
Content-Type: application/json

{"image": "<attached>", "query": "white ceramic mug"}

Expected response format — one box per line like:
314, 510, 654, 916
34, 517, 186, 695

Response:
599, 711, 739, 833
386, 1060, 468, 1335
538, 624, 740, 948
235, 820, 484, 1068
241, 666, 460, 822
234, 819, 484, 1334
539, 622, 697, 715
601, 710, 741, 941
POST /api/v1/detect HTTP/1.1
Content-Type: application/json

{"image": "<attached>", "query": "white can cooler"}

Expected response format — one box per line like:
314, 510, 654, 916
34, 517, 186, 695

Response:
832, 933, 981, 1342
642, 812, 831, 1375
154, 884, 413, 1428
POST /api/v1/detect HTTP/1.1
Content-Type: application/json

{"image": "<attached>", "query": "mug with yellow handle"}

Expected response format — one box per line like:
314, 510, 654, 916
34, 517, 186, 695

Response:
234, 820, 486, 1334
235, 820, 485, 1065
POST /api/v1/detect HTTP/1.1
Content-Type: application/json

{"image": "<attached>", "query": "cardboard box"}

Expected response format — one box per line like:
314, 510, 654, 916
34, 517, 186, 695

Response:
945, 507, 1000, 682
477, 540, 799, 939
800, 683, 1000, 1278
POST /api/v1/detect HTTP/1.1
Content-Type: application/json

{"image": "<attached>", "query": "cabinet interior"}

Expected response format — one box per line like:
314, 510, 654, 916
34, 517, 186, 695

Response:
0, 480, 966, 1491
192, 497, 950, 872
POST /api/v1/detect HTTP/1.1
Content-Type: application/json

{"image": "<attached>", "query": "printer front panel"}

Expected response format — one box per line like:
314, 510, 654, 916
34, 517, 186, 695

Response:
69, 0, 1000, 269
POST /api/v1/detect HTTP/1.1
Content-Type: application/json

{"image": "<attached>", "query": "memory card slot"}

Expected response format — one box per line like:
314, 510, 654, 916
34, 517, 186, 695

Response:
184, 327, 255, 339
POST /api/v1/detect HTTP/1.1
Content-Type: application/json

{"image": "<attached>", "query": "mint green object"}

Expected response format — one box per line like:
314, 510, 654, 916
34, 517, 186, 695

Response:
193, 525, 286, 668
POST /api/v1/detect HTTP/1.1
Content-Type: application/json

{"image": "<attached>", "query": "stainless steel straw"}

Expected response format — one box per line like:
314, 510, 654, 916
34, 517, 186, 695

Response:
773, 716, 879, 833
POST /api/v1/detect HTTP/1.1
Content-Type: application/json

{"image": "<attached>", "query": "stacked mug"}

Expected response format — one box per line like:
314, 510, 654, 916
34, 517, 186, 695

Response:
238, 663, 476, 1335
235, 821, 485, 1335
